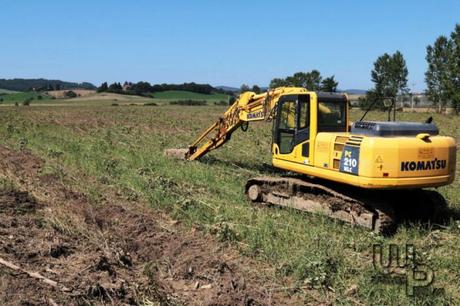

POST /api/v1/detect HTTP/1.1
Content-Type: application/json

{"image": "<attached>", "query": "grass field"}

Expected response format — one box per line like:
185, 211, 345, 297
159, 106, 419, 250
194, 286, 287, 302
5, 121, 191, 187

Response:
0, 91, 52, 104
0, 88, 19, 94
152, 90, 229, 102
0, 104, 458, 304
0, 90, 230, 106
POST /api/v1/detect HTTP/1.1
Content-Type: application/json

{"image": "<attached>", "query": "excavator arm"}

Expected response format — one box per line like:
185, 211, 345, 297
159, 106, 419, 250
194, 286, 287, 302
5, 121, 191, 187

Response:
184, 87, 307, 160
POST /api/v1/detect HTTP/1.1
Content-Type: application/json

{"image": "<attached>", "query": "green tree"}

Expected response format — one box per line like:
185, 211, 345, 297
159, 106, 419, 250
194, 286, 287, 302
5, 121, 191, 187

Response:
320, 76, 339, 92
269, 70, 325, 90
240, 84, 250, 92
449, 24, 460, 112
251, 85, 261, 94
98, 82, 108, 92
304, 70, 322, 90
425, 35, 453, 111
22, 98, 32, 106
371, 51, 408, 97
64, 90, 78, 98
364, 51, 408, 110
269, 78, 288, 88
286, 71, 322, 90
425, 24, 460, 113
285, 72, 306, 87
108, 82, 123, 93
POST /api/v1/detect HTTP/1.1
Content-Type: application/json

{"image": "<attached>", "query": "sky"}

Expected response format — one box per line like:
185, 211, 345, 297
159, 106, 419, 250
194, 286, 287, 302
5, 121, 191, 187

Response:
1, 0, 459, 91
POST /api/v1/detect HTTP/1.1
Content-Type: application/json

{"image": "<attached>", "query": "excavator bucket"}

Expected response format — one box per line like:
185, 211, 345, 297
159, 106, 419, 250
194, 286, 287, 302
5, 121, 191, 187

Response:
164, 148, 189, 160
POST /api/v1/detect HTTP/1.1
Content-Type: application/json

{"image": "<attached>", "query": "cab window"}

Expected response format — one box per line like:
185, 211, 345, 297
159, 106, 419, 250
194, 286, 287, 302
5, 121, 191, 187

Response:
298, 97, 309, 129
279, 101, 296, 129
318, 101, 346, 132
276, 100, 296, 154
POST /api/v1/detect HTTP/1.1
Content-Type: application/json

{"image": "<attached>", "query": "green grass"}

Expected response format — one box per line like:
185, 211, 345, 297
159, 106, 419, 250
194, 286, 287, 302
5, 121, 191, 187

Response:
0, 105, 458, 304
152, 90, 229, 102
0, 91, 52, 104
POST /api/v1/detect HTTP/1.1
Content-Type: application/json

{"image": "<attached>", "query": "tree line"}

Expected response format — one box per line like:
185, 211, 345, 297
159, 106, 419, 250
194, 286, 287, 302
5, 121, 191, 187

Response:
97, 81, 232, 96
239, 71, 339, 96
270, 71, 339, 92
0, 78, 96, 92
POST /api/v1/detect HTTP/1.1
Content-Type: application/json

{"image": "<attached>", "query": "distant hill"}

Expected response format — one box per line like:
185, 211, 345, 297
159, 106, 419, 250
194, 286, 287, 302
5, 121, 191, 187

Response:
0, 88, 19, 94
152, 90, 229, 101
216, 86, 270, 93
340, 89, 367, 95
0, 78, 96, 92
215, 86, 239, 92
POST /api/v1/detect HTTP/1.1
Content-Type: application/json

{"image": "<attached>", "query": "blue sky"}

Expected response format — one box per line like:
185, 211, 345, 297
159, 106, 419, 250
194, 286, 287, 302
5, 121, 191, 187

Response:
1, 0, 459, 90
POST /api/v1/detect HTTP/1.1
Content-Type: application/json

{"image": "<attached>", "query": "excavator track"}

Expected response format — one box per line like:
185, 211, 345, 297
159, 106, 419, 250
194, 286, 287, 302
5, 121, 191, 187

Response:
245, 177, 445, 234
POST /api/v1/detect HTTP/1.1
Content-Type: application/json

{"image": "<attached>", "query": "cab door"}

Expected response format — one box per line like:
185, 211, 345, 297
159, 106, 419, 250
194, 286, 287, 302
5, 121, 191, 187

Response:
273, 97, 297, 155
294, 94, 311, 159
273, 95, 311, 160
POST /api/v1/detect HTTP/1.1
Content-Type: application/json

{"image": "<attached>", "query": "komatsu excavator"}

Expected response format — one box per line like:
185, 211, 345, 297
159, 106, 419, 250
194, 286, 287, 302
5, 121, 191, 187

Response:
166, 87, 456, 233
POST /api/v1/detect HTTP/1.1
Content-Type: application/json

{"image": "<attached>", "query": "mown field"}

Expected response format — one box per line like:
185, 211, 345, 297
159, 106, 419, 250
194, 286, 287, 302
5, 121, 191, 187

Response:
0, 104, 458, 305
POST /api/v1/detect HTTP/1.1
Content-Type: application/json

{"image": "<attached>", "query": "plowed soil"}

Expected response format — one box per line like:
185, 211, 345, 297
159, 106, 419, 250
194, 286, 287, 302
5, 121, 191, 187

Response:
0, 146, 296, 305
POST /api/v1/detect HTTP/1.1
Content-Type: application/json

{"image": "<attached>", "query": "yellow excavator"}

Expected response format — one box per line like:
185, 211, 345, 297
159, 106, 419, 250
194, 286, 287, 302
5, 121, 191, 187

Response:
166, 87, 456, 233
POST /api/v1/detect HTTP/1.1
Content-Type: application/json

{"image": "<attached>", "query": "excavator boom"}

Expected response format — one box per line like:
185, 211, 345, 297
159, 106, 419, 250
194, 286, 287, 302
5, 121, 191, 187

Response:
182, 87, 306, 160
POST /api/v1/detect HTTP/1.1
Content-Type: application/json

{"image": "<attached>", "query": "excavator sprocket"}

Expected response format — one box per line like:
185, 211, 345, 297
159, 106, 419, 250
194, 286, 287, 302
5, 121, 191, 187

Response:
245, 177, 446, 234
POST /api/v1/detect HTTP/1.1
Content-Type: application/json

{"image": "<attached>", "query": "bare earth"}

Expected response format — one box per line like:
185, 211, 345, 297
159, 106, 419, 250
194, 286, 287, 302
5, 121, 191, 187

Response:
0, 146, 300, 305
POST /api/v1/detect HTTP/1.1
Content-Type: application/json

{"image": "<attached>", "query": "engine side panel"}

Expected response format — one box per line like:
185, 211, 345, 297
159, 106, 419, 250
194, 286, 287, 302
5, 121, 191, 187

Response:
272, 132, 456, 189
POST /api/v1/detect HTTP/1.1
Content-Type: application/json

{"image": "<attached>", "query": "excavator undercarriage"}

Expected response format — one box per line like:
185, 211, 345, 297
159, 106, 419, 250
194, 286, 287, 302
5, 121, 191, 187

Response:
245, 176, 446, 234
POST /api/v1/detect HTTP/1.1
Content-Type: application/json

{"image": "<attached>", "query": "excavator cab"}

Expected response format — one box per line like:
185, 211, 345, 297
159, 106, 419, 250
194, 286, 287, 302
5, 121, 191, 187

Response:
273, 93, 348, 163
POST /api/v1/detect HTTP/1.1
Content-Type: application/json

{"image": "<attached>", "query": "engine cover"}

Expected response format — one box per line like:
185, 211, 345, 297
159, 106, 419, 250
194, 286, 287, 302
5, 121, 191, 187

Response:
351, 121, 439, 137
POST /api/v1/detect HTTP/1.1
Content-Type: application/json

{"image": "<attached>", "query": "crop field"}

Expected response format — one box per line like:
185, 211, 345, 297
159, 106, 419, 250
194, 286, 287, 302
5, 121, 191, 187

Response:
0, 104, 458, 304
